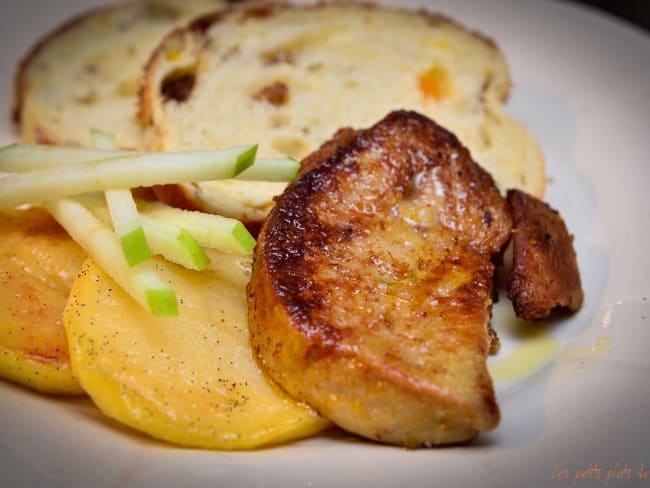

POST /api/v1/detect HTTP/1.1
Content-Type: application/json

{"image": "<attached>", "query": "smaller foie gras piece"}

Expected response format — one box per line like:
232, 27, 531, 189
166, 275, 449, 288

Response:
506, 189, 584, 319
248, 110, 513, 447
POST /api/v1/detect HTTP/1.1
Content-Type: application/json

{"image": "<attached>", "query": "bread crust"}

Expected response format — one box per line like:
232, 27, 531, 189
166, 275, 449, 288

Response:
138, 26, 203, 127
248, 111, 512, 446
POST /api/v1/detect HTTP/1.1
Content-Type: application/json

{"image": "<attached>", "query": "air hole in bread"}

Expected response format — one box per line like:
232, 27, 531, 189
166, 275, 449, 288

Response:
82, 63, 99, 75
221, 44, 241, 61
161, 67, 196, 103
74, 90, 98, 105
269, 113, 291, 128
480, 126, 493, 148
115, 77, 140, 97
263, 48, 295, 65
271, 136, 309, 158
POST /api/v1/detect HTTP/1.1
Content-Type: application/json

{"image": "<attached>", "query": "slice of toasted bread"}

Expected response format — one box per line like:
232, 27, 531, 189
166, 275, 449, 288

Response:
139, 1, 545, 223
247, 111, 512, 446
14, 0, 225, 149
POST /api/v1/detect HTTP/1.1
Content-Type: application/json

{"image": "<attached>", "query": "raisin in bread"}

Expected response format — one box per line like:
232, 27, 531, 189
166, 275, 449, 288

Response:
14, 0, 225, 149
139, 1, 545, 223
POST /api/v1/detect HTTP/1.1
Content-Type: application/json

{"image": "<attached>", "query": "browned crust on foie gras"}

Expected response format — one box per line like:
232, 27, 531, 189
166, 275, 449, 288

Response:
248, 110, 512, 447
506, 189, 584, 319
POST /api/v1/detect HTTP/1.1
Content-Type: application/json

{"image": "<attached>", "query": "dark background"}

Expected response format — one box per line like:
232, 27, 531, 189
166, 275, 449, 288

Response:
566, 0, 650, 32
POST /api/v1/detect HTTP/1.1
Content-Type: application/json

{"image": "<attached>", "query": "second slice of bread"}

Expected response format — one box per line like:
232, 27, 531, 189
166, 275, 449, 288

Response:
15, 0, 226, 149
139, 2, 545, 222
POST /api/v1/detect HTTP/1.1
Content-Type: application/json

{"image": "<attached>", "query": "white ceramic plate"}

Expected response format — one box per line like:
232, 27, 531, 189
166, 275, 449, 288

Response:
1, 1, 649, 486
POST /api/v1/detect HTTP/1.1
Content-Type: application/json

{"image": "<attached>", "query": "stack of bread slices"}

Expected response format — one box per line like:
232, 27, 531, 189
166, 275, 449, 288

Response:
14, 0, 545, 227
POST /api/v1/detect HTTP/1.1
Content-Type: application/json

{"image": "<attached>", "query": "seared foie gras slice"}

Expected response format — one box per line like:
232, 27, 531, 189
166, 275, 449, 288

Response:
248, 111, 512, 446
506, 189, 584, 319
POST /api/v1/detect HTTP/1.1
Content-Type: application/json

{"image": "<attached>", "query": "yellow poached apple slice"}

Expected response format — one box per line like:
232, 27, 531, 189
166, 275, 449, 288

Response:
62, 252, 329, 449
0, 207, 86, 394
